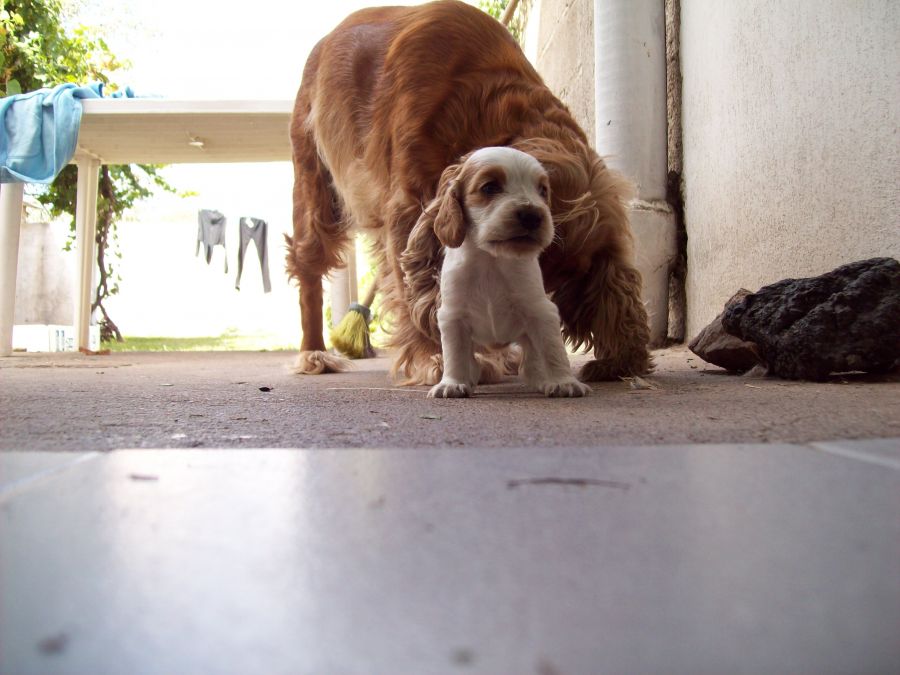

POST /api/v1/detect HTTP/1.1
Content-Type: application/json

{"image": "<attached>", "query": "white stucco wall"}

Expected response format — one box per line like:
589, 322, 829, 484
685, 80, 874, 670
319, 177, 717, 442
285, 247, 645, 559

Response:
680, 1, 900, 337
15, 219, 75, 326
532, 0, 596, 146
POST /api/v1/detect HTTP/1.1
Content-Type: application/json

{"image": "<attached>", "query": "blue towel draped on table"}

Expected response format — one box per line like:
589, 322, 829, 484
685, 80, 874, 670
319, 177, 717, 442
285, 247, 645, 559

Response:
0, 82, 135, 184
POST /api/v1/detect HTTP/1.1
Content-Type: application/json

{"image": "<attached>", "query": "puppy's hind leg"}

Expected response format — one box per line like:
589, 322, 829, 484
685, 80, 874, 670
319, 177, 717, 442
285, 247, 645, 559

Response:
474, 344, 522, 384
285, 103, 352, 374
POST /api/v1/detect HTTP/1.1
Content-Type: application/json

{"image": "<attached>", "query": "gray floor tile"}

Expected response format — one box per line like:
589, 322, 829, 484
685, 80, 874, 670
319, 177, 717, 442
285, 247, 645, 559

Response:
0, 452, 99, 496
809, 437, 900, 470
2, 444, 898, 674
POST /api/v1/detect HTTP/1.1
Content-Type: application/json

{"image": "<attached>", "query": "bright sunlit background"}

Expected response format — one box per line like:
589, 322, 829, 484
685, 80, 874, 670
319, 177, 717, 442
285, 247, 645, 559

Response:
62, 0, 431, 346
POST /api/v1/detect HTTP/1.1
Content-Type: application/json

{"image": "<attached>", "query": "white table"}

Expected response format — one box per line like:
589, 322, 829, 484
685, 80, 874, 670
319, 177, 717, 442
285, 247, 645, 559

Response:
0, 99, 298, 355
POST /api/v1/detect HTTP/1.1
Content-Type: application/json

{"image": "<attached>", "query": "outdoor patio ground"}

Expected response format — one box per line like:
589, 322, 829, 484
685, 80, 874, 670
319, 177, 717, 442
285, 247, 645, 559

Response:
1, 346, 897, 450
1, 346, 898, 673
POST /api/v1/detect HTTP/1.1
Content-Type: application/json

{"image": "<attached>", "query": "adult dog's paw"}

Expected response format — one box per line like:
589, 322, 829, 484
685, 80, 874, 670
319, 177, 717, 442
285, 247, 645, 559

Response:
292, 350, 351, 375
540, 379, 591, 398
427, 381, 472, 399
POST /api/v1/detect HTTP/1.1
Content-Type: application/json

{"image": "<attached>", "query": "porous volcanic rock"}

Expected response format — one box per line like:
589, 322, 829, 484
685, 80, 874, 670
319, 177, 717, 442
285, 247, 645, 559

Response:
722, 257, 900, 380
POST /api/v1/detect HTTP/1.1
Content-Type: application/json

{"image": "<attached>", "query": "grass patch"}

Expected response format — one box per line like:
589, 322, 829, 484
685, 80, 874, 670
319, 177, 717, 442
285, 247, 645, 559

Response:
102, 331, 295, 352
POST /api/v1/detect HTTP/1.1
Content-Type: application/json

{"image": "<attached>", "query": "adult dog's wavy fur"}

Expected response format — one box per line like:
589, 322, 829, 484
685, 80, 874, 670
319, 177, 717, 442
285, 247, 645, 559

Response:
286, 0, 651, 384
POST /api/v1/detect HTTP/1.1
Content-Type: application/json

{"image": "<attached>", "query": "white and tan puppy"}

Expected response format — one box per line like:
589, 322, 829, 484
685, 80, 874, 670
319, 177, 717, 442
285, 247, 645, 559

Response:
426, 147, 591, 399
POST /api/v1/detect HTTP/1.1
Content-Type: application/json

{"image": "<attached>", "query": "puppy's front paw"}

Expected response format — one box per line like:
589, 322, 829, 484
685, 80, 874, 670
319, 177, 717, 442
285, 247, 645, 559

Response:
540, 379, 591, 398
427, 381, 472, 399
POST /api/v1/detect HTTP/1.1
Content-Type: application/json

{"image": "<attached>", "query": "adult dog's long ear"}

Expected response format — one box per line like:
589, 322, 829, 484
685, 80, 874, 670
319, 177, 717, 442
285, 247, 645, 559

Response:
432, 166, 467, 248
399, 161, 466, 340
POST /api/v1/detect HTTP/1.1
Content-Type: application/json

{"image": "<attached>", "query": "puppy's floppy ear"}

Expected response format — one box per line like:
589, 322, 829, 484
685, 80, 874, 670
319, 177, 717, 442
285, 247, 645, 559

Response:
432, 166, 467, 248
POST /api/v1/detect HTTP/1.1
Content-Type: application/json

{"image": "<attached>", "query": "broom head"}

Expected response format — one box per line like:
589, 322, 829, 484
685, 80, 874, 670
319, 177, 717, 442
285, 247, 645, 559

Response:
330, 303, 374, 359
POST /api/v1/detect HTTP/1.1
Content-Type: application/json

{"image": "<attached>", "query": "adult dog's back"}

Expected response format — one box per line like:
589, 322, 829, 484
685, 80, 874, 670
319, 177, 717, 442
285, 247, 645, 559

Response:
286, 0, 651, 383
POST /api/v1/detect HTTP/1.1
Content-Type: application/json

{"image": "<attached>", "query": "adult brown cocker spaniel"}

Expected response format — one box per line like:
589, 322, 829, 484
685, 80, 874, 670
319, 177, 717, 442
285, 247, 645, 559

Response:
286, 0, 650, 385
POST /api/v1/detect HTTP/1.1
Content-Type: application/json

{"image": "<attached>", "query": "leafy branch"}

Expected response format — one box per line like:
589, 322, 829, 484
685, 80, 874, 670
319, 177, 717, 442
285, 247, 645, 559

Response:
479, 0, 530, 45
2, 0, 176, 342
40, 163, 176, 342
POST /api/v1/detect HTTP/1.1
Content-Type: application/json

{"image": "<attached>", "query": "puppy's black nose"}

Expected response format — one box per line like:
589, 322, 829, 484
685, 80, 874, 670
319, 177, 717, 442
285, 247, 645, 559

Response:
516, 207, 544, 231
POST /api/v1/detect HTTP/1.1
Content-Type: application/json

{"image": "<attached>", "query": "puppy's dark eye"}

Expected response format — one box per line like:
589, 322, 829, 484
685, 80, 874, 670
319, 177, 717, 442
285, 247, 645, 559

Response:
480, 181, 502, 196
538, 184, 549, 200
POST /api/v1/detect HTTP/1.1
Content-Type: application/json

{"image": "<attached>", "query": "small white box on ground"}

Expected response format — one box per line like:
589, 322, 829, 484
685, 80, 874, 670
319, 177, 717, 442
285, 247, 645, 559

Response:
12, 325, 100, 352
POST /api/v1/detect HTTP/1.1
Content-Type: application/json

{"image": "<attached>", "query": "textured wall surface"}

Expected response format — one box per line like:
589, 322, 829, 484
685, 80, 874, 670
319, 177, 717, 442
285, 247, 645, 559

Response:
680, 2, 900, 337
15, 220, 75, 326
532, 0, 596, 146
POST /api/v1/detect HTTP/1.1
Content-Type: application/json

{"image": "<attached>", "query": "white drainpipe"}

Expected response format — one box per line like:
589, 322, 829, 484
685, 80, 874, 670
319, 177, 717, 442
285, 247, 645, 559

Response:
594, 0, 677, 345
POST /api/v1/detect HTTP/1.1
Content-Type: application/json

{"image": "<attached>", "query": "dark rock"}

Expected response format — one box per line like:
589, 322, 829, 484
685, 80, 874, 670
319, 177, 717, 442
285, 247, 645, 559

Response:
722, 257, 900, 380
689, 289, 761, 372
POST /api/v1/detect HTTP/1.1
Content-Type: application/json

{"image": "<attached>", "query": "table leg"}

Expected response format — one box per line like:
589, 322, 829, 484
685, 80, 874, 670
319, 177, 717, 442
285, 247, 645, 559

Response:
74, 159, 100, 351
0, 182, 25, 356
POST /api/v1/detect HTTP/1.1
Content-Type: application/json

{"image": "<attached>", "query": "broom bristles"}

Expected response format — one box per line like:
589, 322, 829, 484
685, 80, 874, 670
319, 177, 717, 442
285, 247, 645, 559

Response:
330, 305, 373, 359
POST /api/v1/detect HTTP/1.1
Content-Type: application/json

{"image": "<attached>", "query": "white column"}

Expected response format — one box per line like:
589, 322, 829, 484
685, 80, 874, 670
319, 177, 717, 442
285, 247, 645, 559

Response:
595, 0, 677, 345
74, 159, 100, 351
0, 182, 25, 356
595, 0, 668, 199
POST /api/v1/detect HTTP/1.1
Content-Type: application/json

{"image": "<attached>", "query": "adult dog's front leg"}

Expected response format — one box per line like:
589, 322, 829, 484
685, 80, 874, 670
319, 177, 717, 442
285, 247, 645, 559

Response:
521, 303, 591, 398
428, 317, 478, 399
292, 272, 350, 374
553, 251, 652, 381
579, 254, 651, 381
285, 98, 351, 375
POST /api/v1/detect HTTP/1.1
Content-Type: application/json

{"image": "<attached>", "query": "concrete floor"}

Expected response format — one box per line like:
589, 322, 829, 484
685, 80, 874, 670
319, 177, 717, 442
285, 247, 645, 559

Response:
1, 347, 899, 673
1, 347, 899, 449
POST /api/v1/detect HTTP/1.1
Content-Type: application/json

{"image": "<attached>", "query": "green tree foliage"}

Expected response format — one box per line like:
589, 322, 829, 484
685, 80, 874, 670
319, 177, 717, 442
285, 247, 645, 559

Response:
1, 0, 123, 95
479, 0, 530, 45
1, 0, 176, 341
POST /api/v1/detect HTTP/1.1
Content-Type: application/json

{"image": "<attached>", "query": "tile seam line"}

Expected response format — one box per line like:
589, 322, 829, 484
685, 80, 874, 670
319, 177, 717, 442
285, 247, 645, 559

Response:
806, 442, 900, 471
0, 452, 104, 503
